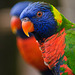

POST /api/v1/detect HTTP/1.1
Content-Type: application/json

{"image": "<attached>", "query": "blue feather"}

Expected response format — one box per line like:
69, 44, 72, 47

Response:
10, 1, 32, 17
20, 2, 57, 41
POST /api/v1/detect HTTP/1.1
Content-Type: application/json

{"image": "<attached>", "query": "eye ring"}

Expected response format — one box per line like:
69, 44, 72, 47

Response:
37, 11, 42, 17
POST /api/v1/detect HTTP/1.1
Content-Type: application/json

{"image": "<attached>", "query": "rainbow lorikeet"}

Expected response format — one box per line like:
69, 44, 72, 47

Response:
20, 2, 75, 75
10, 1, 54, 75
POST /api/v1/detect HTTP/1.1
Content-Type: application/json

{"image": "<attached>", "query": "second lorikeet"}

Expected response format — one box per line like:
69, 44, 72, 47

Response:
20, 2, 75, 75
10, 1, 54, 75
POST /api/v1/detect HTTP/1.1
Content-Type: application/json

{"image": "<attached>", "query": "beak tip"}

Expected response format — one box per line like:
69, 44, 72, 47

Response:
28, 34, 30, 37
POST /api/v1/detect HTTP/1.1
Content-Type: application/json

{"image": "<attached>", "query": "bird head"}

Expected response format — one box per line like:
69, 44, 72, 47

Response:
20, 2, 62, 41
10, 16, 21, 34
10, 1, 32, 34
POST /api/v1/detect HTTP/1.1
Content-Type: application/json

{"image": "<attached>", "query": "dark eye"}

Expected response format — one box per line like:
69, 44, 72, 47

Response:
37, 11, 42, 17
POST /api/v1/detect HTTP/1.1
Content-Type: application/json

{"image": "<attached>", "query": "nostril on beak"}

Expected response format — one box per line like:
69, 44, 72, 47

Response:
21, 17, 30, 22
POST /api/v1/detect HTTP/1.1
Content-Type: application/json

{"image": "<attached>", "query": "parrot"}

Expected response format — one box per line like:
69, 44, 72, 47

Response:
20, 2, 75, 75
10, 1, 54, 75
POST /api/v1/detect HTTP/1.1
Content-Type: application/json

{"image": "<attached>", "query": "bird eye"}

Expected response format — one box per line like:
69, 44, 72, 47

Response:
37, 11, 42, 17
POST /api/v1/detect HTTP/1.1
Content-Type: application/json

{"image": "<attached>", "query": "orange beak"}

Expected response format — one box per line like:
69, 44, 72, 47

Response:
22, 21, 34, 37
10, 16, 21, 34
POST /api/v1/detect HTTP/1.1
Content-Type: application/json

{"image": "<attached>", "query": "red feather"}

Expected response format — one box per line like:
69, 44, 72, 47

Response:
60, 64, 74, 75
16, 36, 48, 71
40, 28, 74, 74
40, 28, 66, 69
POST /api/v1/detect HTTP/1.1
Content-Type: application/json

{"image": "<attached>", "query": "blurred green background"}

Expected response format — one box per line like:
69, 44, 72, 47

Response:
0, 0, 75, 75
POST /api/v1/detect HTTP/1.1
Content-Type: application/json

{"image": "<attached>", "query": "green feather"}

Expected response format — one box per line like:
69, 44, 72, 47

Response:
60, 67, 66, 72
60, 14, 75, 30
62, 72, 68, 75
50, 4, 75, 31
65, 29, 75, 74
49, 4, 75, 74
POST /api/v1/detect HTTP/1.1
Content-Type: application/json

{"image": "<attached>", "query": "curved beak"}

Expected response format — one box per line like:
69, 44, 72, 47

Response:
10, 16, 21, 34
22, 21, 34, 37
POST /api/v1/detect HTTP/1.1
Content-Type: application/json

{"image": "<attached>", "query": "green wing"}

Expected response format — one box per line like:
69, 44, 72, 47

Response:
61, 12, 75, 74
50, 4, 75, 73
65, 29, 75, 74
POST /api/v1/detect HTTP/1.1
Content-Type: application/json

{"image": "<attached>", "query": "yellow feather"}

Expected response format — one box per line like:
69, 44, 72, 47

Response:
51, 5, 62, 26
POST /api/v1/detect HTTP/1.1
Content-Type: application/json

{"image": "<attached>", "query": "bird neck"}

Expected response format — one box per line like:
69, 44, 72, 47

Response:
57, 14, 75, 32
32, 29, 57, 43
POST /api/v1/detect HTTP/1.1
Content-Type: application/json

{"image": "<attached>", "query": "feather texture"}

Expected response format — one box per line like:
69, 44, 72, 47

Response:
20, 2, 75, 75
17, 36, 48, 71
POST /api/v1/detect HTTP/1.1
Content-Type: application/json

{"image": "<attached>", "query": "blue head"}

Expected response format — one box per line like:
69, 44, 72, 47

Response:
10, 1, 33, 38
10, 1, 32, 17
20, 2, 57, 41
